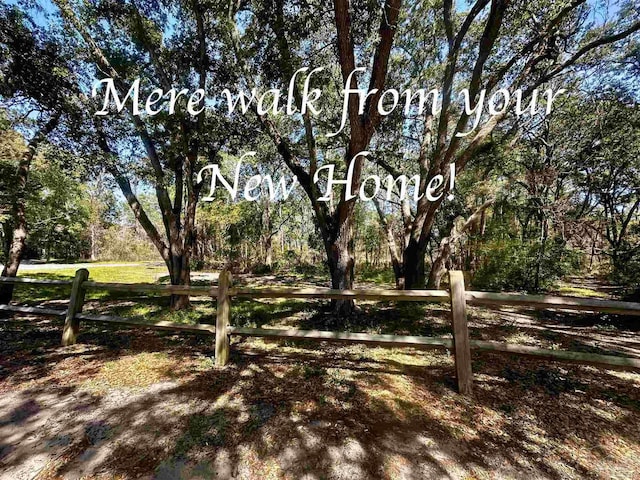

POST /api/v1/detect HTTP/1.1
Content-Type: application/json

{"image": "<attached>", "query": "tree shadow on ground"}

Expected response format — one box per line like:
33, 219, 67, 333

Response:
466, 305, 640, 360
536, 309, 640, 332
1, 312, 640, 479
294, 301, 452, 338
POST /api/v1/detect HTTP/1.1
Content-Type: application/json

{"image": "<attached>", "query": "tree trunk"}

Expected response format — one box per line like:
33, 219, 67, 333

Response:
589, 230, 598, 269
264, 235, 273, 269
90, 225, 97, 261
427, 200, 494, 289
327, 234, 355, 316
168, 250, 191, 310
391, 258, 404, 289
534, 217, 548, 292
262, 200, 274, 269
46, 226, 53, 262
374, 199, 405, 289
0, 116, 58, 304
402, 239, 426, 290
322, 208, 356, 317
2, 222, 13, 263
246, 0, 400, 318
428, 237, 452, 289
0, 220, 27, 304
168, 185, 198, 311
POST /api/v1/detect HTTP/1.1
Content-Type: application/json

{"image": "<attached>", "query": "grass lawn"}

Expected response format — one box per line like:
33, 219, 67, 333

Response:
17, 262, 169, 283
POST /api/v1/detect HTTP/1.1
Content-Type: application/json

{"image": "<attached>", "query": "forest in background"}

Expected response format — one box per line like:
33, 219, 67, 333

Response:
0, 0, 639, 310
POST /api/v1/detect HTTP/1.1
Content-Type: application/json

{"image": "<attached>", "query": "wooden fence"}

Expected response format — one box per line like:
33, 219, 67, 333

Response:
2, 269, 640, 395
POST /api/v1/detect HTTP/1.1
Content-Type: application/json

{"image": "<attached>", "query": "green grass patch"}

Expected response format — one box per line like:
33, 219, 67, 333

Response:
555, 284, 608, 298
11, 264, 169, 305
9, 273, 73, 304
357, 266, 395, 286
19, 264, 169, 283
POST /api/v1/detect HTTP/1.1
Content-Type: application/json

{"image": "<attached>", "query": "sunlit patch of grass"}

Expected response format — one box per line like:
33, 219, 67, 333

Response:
503, 332, 541, 346
84, 352, 181, 391
357, 266, 395, 286
11, 264, 169, 305
394, 397, 425, 419
18, 263, 168, 283
556, 285, 608, 298
361, 373, 429, 421
87, 265, 169, 283
110, 303, 159, 318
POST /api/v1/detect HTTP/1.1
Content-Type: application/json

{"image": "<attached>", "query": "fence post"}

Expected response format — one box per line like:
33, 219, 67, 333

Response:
215, 270, 232, 366
61, 268, 89, 346
449, 270, 473, 395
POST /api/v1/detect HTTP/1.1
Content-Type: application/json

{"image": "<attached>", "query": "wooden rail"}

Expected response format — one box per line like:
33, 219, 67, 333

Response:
228, 326, 454, 349
84, 281, 215, 296
469, 340, 640, 370
0, 304, 66, 317
232, 287, 450, 302
0, 277, 72, 286
215, 271, 232, 366
466, 291, 640, 316
75, 312, 216, 334
2, 270, 640, 394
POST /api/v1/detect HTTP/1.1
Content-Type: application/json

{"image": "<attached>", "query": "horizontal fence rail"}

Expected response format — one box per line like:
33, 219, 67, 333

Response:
232, 287, 451, 302
0, 277, 73, 286
2, 270, 640, 394
469, 340, 640, 370
0, 303, 66, 317
466, 291, 640, 316
75, 312, 216, 334
3, 275, 639, 315
84, 281, 215, 297
228, 326, 454, 349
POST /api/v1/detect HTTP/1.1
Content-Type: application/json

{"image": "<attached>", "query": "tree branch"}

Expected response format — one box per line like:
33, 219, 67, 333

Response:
364, 0, 403, 135
95, 126, 170, 262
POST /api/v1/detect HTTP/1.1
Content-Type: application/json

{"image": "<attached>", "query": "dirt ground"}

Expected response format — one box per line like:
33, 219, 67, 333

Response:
1, 293, 640, 479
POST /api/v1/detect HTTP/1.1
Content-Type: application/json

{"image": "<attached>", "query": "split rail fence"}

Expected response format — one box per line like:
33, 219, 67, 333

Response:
2, 269, 640, 395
